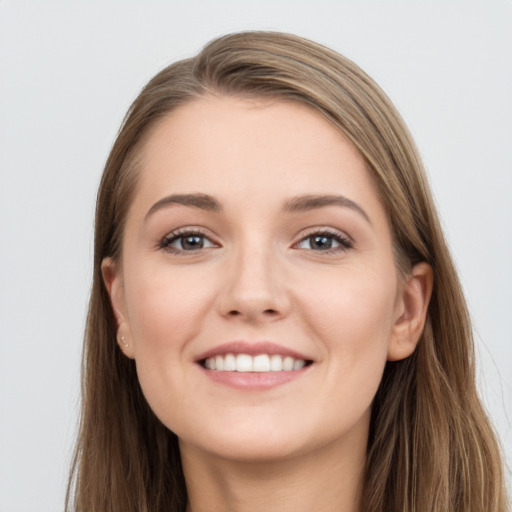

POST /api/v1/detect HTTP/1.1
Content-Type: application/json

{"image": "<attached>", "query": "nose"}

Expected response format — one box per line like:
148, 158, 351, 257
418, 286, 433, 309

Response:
217, 244, 291, 324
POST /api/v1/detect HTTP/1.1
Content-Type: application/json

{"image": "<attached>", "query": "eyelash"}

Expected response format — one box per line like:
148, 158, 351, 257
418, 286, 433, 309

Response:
158, 227, 353, 255
293, 228, 353, 254
158, 227, 217, 254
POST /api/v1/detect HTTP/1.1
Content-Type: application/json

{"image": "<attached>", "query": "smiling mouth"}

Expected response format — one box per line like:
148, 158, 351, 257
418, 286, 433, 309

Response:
201, 353, 313, 372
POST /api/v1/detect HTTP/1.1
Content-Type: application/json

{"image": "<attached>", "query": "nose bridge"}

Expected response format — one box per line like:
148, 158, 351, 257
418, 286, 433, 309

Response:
218, 232, 289, 321
234, 243, 274, 293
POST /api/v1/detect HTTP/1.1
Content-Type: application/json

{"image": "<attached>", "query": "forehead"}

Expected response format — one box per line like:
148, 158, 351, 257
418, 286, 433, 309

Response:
130, 95, 385, 221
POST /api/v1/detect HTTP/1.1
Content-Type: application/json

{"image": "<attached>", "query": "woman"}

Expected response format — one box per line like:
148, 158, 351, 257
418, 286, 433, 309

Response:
66, 31, 509, 511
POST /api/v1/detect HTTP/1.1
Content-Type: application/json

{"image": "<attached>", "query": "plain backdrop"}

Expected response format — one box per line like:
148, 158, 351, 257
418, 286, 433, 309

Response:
0, 1, 511, 511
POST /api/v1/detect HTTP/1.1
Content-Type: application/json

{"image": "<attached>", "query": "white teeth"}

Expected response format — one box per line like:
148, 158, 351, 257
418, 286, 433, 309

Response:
293, 359, 305, 370
236, 354, 253, 372
203, 353, 308, 372
253, 354, 270, 372
224, 353, 236, 371
270, 354, 283, 371
283, 356, 294, 371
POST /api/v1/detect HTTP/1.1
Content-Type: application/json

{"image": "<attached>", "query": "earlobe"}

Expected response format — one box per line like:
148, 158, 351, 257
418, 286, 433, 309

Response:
116, 329, 135, 359
387, 262, 433, 361
101, 257, 136, 359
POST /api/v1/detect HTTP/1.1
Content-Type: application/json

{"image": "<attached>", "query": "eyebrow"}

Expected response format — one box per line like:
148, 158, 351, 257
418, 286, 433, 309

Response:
145, 193, 222, 221
145, 192, 371, 224
283, 194, 371, 224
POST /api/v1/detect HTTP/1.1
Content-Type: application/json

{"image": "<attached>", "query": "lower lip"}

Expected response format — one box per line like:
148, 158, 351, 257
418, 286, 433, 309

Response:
198, 365, 311, 390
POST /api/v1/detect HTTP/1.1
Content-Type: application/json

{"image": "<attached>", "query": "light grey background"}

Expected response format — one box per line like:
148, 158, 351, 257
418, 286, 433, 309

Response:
1, 2, 510, 511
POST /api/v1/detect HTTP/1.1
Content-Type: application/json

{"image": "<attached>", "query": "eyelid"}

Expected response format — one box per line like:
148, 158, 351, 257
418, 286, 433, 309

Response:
156, 225, 353, 254
294, 226, 353, 241
158, 226, 220, 253
292, 226, 353, 252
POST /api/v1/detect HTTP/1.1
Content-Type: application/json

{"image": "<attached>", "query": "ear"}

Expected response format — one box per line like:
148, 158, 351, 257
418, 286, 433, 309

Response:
387, 262, 433, 361
101, 257, 136, 359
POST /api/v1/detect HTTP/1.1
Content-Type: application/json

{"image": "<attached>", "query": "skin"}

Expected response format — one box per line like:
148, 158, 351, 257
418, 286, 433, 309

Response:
103, 95, 433, 512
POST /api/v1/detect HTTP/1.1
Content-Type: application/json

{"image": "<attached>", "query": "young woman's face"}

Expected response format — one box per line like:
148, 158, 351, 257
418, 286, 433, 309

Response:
105, 96, 423, 462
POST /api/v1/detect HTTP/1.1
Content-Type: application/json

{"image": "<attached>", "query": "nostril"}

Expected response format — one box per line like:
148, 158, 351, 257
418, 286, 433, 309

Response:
223, 306, 282, 320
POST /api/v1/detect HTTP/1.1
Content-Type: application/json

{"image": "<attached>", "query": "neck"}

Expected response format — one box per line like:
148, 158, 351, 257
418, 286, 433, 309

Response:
180, 424, 367, 512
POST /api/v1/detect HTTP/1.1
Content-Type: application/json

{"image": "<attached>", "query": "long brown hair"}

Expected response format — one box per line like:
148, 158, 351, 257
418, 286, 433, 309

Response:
66, 31, 509, 512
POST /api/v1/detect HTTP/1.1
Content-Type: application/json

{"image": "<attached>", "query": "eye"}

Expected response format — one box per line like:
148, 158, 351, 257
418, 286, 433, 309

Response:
159, 229, 218, 253
295, 230, 352, 253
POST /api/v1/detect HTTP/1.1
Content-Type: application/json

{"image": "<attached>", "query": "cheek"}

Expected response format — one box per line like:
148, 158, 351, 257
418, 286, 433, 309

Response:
288, 265, 397, 436
298, 262, 398, 345
125, 265, 215, 348
123, 266, 216, 408
294, 262, 397, 394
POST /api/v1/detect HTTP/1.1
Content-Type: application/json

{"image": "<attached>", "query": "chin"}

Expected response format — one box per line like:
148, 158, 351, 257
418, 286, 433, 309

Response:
175, 410, 357, 465
181, 429, 311, 463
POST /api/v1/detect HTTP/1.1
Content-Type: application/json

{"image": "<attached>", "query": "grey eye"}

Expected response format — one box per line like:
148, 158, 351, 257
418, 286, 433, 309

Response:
295, 232, 352, 252
179, 235, 206, 250
297, 235, 340, 250
162, 232, 216, 252
308, 235, 334, 250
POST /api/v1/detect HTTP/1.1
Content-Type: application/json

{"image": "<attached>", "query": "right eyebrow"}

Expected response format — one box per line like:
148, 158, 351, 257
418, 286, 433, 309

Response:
144, 193, 222, 222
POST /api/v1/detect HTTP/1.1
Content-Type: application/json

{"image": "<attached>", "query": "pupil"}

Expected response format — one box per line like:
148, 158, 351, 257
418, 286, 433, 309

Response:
311, 235, 332, 250
182, 235, 203, 250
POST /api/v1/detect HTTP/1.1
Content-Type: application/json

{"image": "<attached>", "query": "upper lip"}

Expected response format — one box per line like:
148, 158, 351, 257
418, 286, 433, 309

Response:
194, 341, 314, 362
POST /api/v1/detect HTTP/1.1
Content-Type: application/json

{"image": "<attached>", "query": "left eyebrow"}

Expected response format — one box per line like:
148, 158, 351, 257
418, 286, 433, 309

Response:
144, 193, 222, 222
283, 194, 372, 224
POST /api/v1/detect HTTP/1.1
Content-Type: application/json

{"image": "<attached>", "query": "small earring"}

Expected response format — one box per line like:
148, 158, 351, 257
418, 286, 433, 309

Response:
120, 335, 128, 347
